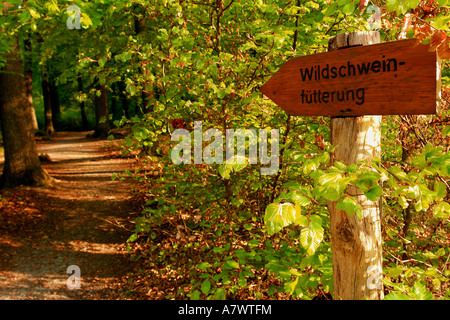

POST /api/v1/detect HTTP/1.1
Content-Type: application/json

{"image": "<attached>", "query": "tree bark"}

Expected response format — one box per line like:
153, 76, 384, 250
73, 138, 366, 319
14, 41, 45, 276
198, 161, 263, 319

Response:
118, 81, 130, 119
41, 64, 54, 134
0, 32, 51, 188
327, 31, 384, 300
49, 74, 61, 129
93, 83, 110, 138
23, 34, 39, 131
78, 76, 89, 130
134, 4, 154, 113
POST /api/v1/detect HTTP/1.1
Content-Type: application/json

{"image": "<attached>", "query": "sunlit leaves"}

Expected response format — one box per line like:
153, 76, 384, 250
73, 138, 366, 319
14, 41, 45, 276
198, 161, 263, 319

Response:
386, 0, 420, 15
264, 203, 298, 236
385, 281, 433, 300
218, 155, 249, 180
337, 196, 362, 218
384, 292, 411, 300
201, 279, 211, 295
433, 201, 450, 218
300, 215, 324, 255
28, 8, 41, 19
264, 199, 324, 255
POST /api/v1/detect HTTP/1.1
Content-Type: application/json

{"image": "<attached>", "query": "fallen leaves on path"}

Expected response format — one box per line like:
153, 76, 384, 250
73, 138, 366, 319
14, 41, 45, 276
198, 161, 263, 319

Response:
0, 131, 143, 300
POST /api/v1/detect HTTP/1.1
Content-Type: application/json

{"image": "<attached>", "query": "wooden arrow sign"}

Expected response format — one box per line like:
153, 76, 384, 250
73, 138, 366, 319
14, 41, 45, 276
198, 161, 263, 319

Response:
260, 39, 439, 117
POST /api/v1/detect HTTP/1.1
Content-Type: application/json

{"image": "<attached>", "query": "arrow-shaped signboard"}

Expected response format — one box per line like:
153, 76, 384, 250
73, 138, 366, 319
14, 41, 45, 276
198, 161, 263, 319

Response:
260, 39, 438, 117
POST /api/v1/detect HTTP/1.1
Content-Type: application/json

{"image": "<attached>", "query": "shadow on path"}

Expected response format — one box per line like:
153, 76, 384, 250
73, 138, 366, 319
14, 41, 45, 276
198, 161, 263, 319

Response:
0, 132, 139, 300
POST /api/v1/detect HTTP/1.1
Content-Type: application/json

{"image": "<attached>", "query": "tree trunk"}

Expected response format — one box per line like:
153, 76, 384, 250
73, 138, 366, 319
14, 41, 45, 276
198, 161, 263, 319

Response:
118, 81, 130, 119
41, 64, 54, 134
49, 74, 61, 129
23, 34, 39, 131
78, 76, 89, 130
134, 4, 154, 113
0, 32, 51, 188
93, 83, 110, 138
110, 83, 119, 122
327, 32, 384, 300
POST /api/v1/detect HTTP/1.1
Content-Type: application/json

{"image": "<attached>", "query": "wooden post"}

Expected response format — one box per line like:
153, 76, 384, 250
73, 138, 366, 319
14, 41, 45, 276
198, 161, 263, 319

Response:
327, 31, 384, 300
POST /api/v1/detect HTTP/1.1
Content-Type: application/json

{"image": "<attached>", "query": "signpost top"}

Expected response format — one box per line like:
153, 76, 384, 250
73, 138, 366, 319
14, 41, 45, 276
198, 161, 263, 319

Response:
260, 38, 439, 117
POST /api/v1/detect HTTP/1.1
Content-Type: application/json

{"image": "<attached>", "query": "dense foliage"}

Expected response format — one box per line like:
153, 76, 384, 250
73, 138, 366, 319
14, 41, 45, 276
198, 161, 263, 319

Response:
1, 0, 449, 299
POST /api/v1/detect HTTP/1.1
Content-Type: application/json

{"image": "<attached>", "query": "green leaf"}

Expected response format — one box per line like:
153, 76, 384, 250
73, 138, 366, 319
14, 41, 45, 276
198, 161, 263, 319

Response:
46, 1, 59, 13
264, 203, 298, 235
219, 155, 248, 179
224, 260, 239, 269
299, 227, 310, 251
411, 281, 433, 300
406, 0, 421, 10
81, 13, 93, 28
315, 184, 341, 201
333, 161, 347, 173
356, 171, 381, 191
398, 195, 409, 209
386, 0, 408, 14
126, 84, 137, 96
412, 154, 427, 168
201, 280, 211, 295
434, 181, 447, 201
291, 193, 311, 207
127, 233, 138, 243
342, 1, 355, 14
442, 125, 450, 137
336, 196, 359, 216
190, 290, 200, 300
282, 181, 302, 190
384, 293, 411, 300
218, 166, 229, 179
295, 215, 308, 227
386, 266, 405, 278
433, 202, 450, 219
214, 288, 226, 300
319, 172, 342, 185
309, 214, 322, 226
424, 143, 442, 159
300, 220, 324, 256
386, 0, 398, 12
389, 166, 408, 181
28, 8, 41, 19
323, 2, 337, 16
364, 185, 382, 201
197, 262, 211, 270
98, 57, 106, 68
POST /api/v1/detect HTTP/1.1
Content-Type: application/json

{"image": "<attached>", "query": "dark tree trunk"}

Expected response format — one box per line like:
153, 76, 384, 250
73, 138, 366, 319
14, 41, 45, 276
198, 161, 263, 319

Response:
77, 76, 89, 130
118, 81, 130, 119
110, 83, 118, 121
49, 74, 60, 128
0, 32, 51, 188
93, 83, 110, 138
23, 34, 39, 131
134, 4, 154, 113
41, 65, 54, 134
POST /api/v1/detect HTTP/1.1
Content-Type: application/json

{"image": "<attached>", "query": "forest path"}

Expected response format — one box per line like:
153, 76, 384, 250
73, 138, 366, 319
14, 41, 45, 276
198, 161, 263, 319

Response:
0, 131, 139, 299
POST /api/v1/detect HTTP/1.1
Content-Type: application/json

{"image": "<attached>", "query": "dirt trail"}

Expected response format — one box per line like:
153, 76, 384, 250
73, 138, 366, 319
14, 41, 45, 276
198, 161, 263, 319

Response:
0, 132, 139, 300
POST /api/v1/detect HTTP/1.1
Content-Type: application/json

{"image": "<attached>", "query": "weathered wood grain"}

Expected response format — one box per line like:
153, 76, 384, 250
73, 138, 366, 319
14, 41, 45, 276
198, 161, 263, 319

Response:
260, 37, 437, 117
327, 32, 384, 300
